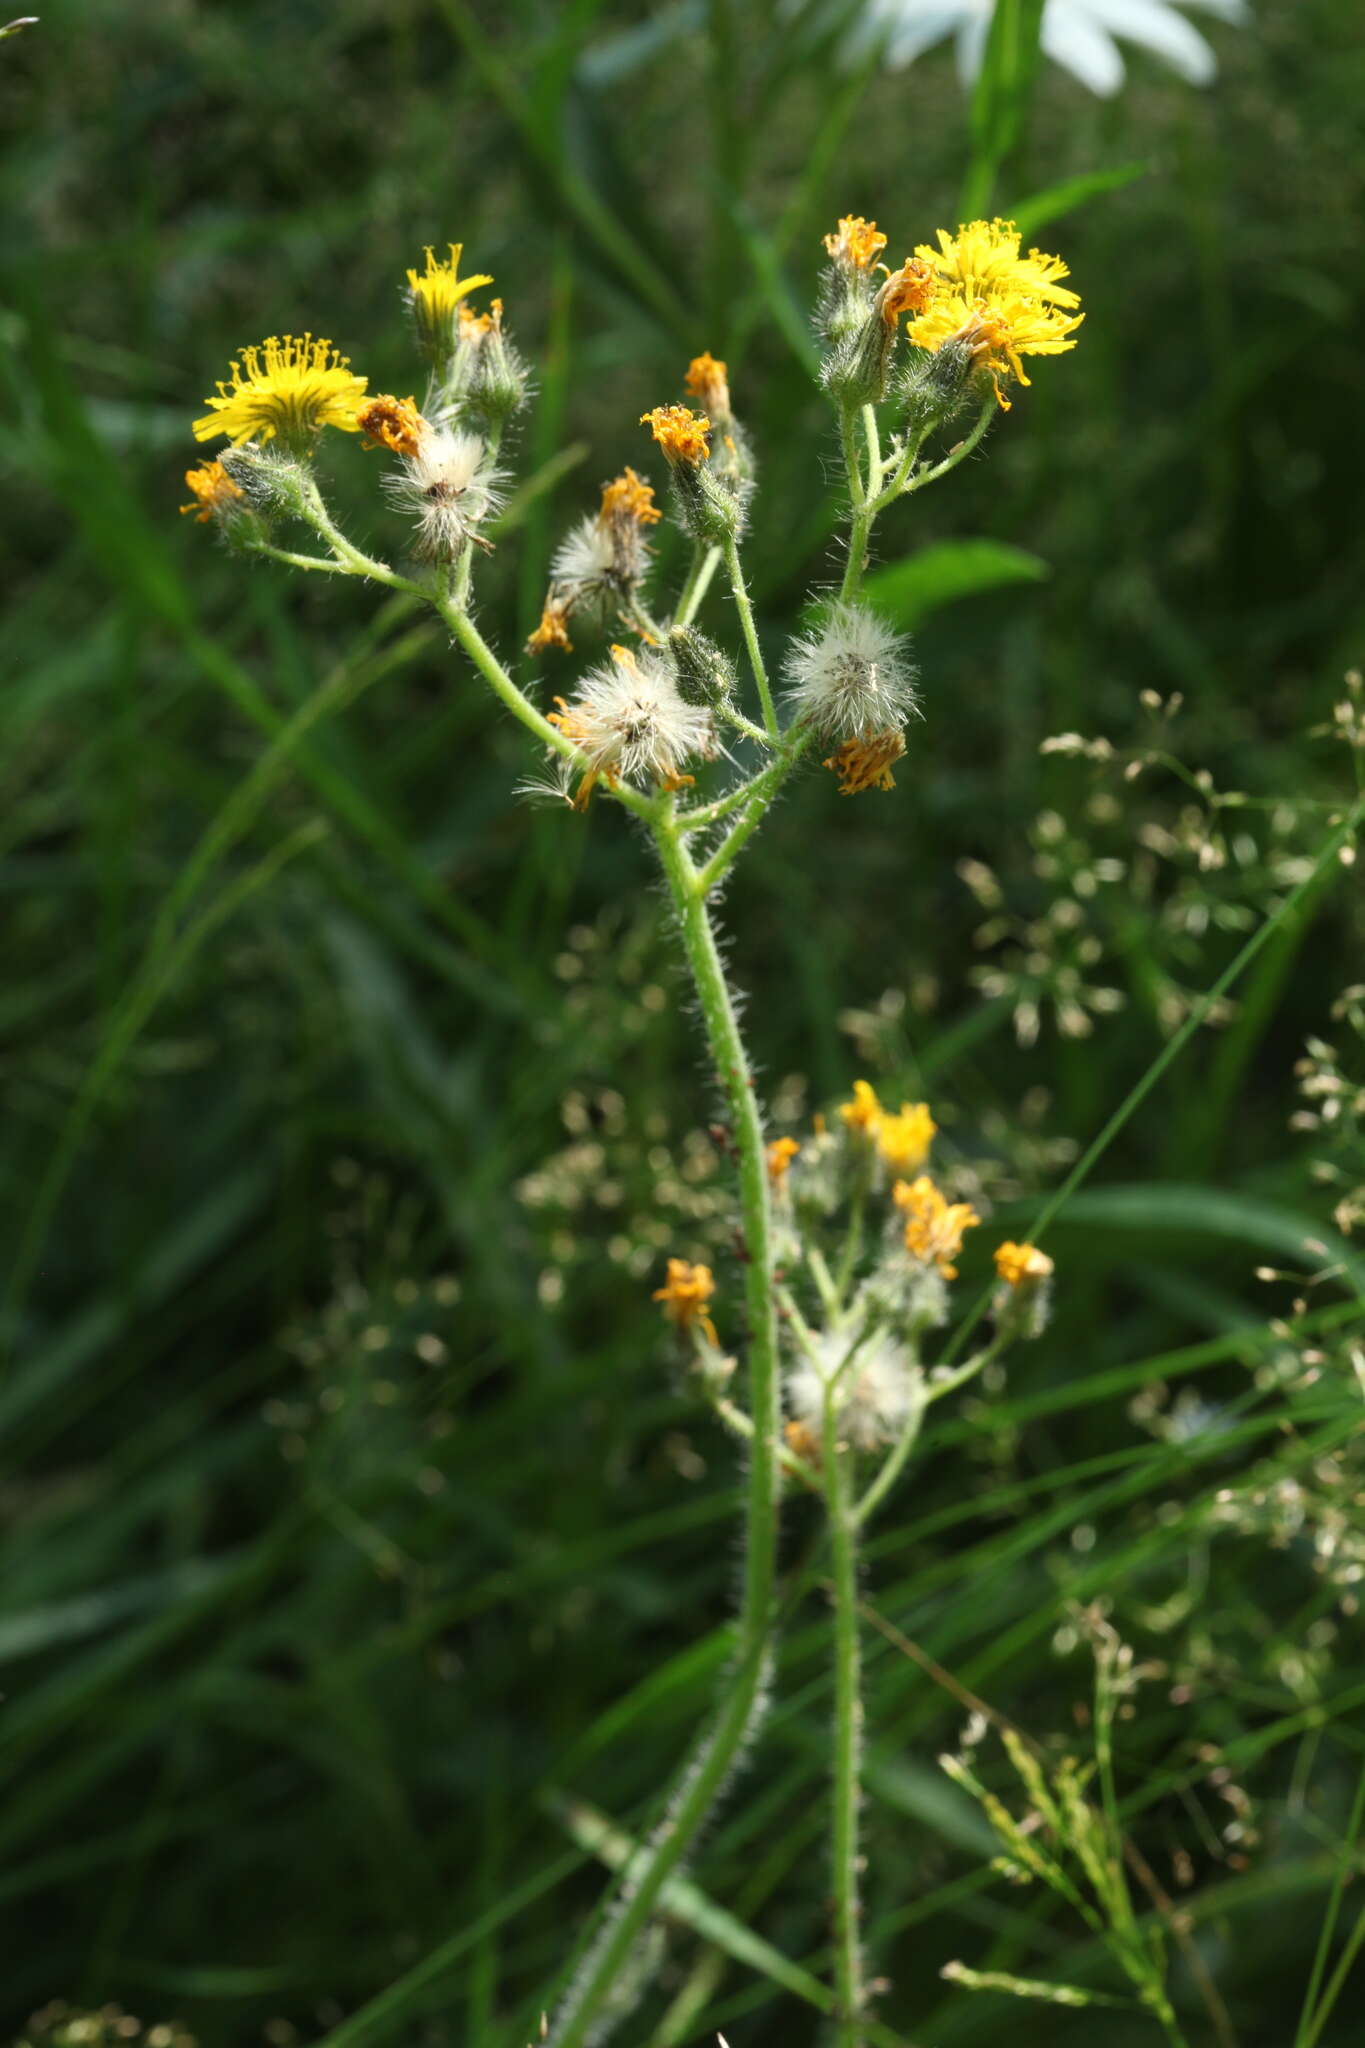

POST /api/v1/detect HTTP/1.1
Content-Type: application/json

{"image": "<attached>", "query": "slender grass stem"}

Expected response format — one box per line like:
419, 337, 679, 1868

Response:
723, 537, 778, 738
549, 814, 782, 2048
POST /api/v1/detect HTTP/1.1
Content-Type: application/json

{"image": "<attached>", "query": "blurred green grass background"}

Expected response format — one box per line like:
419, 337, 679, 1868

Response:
3, 2, 1365, 2045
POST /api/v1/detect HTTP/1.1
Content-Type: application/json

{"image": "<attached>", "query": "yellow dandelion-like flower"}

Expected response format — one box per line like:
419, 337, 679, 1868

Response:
994, 1241, 1055, 1288
905, 291, 1083, 409
822, 729, 907, 793
684, 351, 732, 421
527, 599, 575, 655
894, 1175, 980, 1279
599, 466, 661, 527
405, 242, 495, 355
767, 1136, 801, 1182
876, 1102, 936, 1175
915, 219, 1080, 310
824, 215, 888, 271
653, 1257, 719, 1346
179, 459, 244, 523
838, 1079, 883, 1137
640, 404, 712, 466
357, 393, 425, 458
193, 334, 368, 447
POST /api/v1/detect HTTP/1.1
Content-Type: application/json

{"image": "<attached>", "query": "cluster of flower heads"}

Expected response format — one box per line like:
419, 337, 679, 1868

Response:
181, 215, 1080, 811
182, 244, 525, 561
655, 1076, 1055, 1463
820, 211, 1083, 412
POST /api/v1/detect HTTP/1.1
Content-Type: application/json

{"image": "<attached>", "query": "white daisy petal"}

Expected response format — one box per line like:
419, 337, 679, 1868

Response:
1077, 0, 1218, 84
1041, 1, 1126, 94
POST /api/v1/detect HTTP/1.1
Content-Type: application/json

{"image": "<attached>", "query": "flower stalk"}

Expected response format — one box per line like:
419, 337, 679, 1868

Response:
182, 208, 1083, 2048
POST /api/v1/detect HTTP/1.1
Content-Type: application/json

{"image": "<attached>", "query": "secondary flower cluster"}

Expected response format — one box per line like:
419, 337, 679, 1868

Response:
654, 1077, 1056, 1461
821, 213, 1083, 413
179, 211, 1081, 815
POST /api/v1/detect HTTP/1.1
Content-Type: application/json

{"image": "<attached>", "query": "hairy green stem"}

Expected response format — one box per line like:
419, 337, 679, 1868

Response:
823, 1401, 865, 2048
723, 536, 779, 737
674, 542, 722, 628
693, 728, 821, 895
549, 814, 782, 2048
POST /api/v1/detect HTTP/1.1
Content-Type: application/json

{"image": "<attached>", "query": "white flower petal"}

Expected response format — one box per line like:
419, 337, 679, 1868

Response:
1041, 1, 1126, 94
953, 1, 995, 85
867, 0, 975, 69
1074, 0, 1218, 83
1175, 0, 1248, 23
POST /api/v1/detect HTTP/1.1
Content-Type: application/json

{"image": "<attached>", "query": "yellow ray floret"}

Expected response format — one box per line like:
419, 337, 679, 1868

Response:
906, 291, 1084, 408
894, 1175, 980, 1279
357, 393, 425, 458
683, 352, 732, 420
653, 1257, 718, 1346
824, 215, 888, 271
822, 729, 907, 793
915, 218, 1080, 310
406, 243, 495, 325
641, 404, 711, 465
599, 466, 661, 526
193, 334, 368, 445
767, 1136, 801, 1182
875, 1101, 936, 1174
838, 1078, 883, 1136
994, 1240, 1055, 1287
180, 459, 243, 522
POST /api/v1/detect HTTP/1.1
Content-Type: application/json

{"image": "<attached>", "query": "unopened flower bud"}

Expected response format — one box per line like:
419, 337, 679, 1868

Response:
667, 625, 737, 710
992, 1241, 1054, 1341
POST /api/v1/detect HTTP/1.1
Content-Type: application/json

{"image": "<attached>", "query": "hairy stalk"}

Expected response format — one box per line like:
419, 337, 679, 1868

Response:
673, 542, 722, 628
723, 536, 779, 737
548, 813, 782, 2048
823, 1390, 865, 2048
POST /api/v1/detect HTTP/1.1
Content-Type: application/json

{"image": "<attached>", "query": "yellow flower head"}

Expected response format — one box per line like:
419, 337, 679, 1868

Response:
527, 599, 575, 655
357, 393, 425, 458
994, 1240, 1055, 1288
915, 219, 1080, 310
599, 466, 661, 527
193, 334, 368, 447
823, 729, 907, 794
684, 351, 732, 422
767, 1136, 801, 1182
894, 1175, 980, 1279
640, 404, 711, 466
876, 1102, 936, 1175
838, 1079, 883, 1136
824, 215, 888, 272
906, 291, 1084, 410
653, 1257, 719, 1346
179, 459, 244, 523
874, 257, 938, 326
405, 243, 495, 356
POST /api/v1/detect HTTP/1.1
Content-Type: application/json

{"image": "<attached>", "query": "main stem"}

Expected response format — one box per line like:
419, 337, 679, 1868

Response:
823, 1409, 864, 2048
550, 814, 782, 2048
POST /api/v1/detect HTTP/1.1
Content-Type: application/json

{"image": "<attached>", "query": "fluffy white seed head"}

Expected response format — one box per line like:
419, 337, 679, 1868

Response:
782, 602, 918, 740
549, 510, 651, 615
785, 1323, 920, 1452
553, 646, 714, 792
385, 426, 504, 559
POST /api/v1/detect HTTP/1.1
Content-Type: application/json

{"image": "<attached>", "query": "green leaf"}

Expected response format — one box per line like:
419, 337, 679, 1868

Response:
1056, 1184, 1365, 1297
861, 539, 1050, 630
1010, 161, 1150, 240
